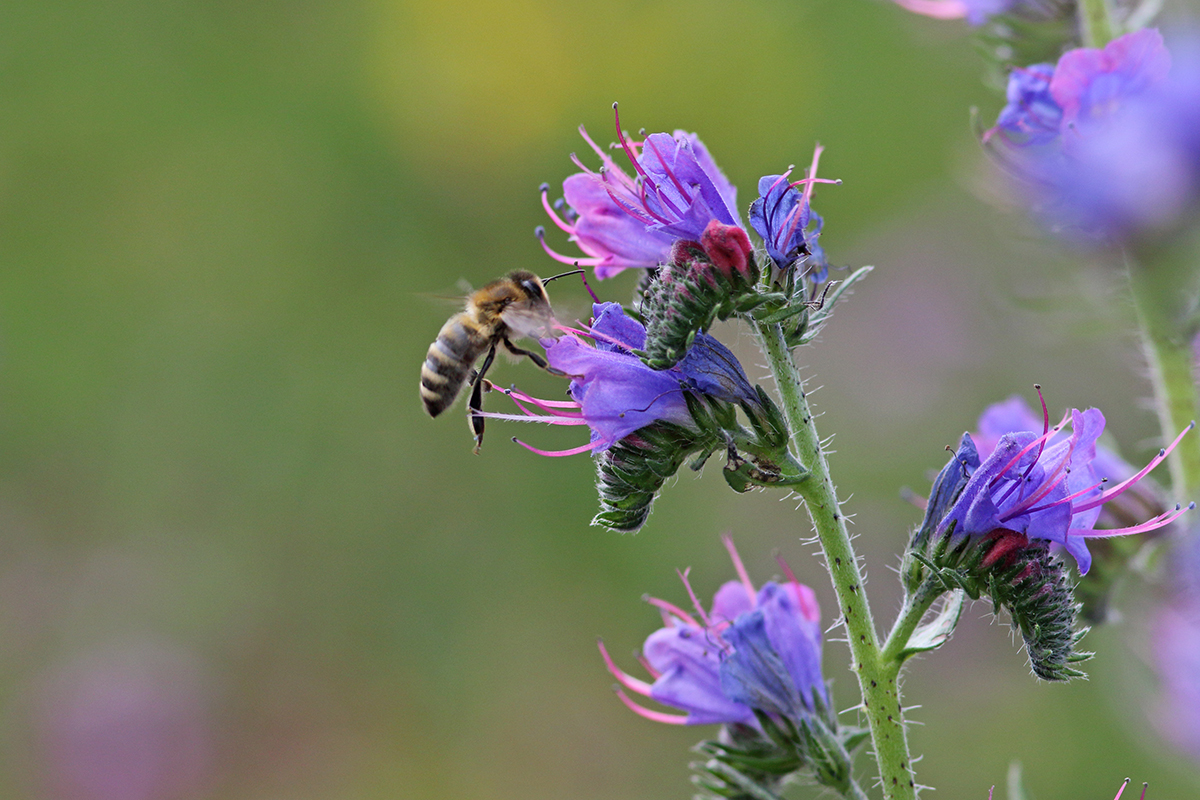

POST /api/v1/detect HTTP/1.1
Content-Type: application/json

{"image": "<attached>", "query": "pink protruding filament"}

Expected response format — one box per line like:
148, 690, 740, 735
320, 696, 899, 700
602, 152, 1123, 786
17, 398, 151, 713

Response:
1013, 385, 1053, 487
644, 595, 701, 629
613, 688, 688, 725
988, 411, 1071, 487
597, 639, 655, 697
1071, 502, 1194, 539
800, 143, 825, 210
613, 103, 651, 183
643, 135, 691, 214
537, 228, 604, 267
1021, 477, 1107, 515
1073, 422, 1195, 513
577, 270, 601, 304
775, 553, 800, 587
722, 534, 757, 608
997, 435, 1077, 522
474, 411, 585, 426
502, 385, 580, 409
677, 567, 711, 627
540, 186, 576, 234
891, 0, 969, 19
505, 391, 584, 419
636, 653, 662, 680
1113, 778, 1131, 800
513, 437, 600, 457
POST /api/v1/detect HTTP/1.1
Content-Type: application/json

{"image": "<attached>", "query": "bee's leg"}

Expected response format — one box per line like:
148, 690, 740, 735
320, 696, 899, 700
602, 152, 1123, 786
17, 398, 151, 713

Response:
469, 343, 498, 454
502, 338, 564, 376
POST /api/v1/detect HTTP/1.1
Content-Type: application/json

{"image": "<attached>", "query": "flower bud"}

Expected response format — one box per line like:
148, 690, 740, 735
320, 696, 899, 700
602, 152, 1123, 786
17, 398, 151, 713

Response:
638, 222, 760, 370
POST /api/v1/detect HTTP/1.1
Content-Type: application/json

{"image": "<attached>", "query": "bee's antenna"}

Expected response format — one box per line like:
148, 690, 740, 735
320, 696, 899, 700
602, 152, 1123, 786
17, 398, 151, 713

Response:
544, 266, 600, 305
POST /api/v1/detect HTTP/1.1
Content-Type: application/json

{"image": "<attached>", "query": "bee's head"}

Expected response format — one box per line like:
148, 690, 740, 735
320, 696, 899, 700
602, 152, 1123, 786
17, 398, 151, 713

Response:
509, 270, 548, 304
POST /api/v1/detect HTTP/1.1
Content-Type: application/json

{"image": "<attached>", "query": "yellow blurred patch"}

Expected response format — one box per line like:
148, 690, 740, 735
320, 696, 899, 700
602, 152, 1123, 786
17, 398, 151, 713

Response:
364, 0, 823, 181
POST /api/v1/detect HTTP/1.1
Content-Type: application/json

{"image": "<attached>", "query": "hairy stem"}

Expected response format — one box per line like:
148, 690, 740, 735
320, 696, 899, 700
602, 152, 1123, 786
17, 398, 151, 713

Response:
754, 319, 917, 800
881, 578, 944, 665
1127, 246, 1200, 500
1077, 0, 1116, 49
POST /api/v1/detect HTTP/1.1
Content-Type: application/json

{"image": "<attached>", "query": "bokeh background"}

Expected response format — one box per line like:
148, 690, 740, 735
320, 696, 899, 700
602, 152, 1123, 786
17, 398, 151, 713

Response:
2, 1, 1198, 798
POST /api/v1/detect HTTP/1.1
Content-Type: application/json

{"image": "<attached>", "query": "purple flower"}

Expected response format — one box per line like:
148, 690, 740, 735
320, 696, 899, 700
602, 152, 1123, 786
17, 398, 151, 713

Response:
749, 145, 839, 279
989, 63, 1061, 146
891, 0, 1021, 25
941, 406, 1192, 575
599, 536, 825, 726
539, 106, 741, 279
986, 29, 1200, 239
481, 302, 756, 456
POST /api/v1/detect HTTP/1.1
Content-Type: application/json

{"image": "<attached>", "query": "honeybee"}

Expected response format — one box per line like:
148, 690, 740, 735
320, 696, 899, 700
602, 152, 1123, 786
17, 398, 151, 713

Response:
420, 270, 575, 453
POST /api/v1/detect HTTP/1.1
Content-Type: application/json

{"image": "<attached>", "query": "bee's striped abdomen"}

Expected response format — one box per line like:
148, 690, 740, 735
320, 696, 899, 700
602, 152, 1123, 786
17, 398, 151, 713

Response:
420, 314, 486, 417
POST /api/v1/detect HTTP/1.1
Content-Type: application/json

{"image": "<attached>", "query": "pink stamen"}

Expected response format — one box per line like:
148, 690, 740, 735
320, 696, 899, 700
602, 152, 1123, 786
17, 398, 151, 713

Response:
1113, 778, 1131, 800
577, 125, 623, 179
577, 271, 601, 304
891, 0, 969, 19
600, 171, 662, 225
614, 688, 689, 725
538, 231, 604, 267
1022, 477, 1107, 515
1072, 422, 1194, 513
800, 143, 825, 210
505, 391, 584, 418
1012, 386, 1053, 487
540, 186, 576, 234
597, 639, 655, 697
474, 410, 586, 425
513, 438, 600, 457
1071, 503, 1194, 539
676, 567, 711, 627
988, 412, 1071, 487
503, 385, 580, 409
643, 135, 691, 212
775, 552, 800, 587
722, 535, 757, 607
644, 595, 701, 629
997, 435, 1077, 521
613, 104, 651, 182
636, 653, 662, 680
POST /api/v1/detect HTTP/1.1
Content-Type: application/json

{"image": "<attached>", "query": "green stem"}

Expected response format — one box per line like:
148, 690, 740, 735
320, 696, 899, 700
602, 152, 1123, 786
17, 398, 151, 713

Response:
881, 578, 944, 665
753, 319, 917, 800
1127, 247, 1200, 500
1077, 0, 1116, 48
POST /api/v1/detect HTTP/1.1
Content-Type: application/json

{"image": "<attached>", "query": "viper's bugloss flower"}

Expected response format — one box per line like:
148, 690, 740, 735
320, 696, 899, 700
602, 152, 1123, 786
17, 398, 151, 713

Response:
539, 105, 741, 279
891, 0, 1022, 25
940, 406, 1192, 575
482, 302, 756, 456
599, 536, 825, 726
986, 29, 1200, 240
749, 145, 840, 279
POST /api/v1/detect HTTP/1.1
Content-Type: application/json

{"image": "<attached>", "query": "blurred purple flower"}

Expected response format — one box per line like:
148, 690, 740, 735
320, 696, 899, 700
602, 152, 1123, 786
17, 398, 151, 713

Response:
1151, 527, 1200, 760
599, 536, 825, 726
539, 106, 741, 279
990, 64, 1061, 146
480, 302, 756, 455
987, 29, 1200, 240
891, 0, 1021, 25
942, 407, 1192, 574
31, 642, 213, 800
749, 144, 839, 279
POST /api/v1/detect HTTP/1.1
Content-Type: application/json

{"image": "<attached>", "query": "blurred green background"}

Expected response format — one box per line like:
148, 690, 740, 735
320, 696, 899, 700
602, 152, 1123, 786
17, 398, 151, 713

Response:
1, 1, 1197, 798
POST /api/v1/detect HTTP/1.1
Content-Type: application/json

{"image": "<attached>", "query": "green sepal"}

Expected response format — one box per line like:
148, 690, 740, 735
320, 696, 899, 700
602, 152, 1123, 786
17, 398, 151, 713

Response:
895, 590, 965, 663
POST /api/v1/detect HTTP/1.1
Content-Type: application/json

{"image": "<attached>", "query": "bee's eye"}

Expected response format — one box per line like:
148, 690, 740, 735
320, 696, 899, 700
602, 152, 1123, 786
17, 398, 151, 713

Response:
521, 280, 541, 298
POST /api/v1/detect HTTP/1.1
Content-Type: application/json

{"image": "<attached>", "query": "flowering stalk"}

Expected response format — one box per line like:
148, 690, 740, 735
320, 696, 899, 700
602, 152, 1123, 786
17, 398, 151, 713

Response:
1127, 246, 1200, 499
1077, 0, 1116, 49
752, 319, 918, 800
